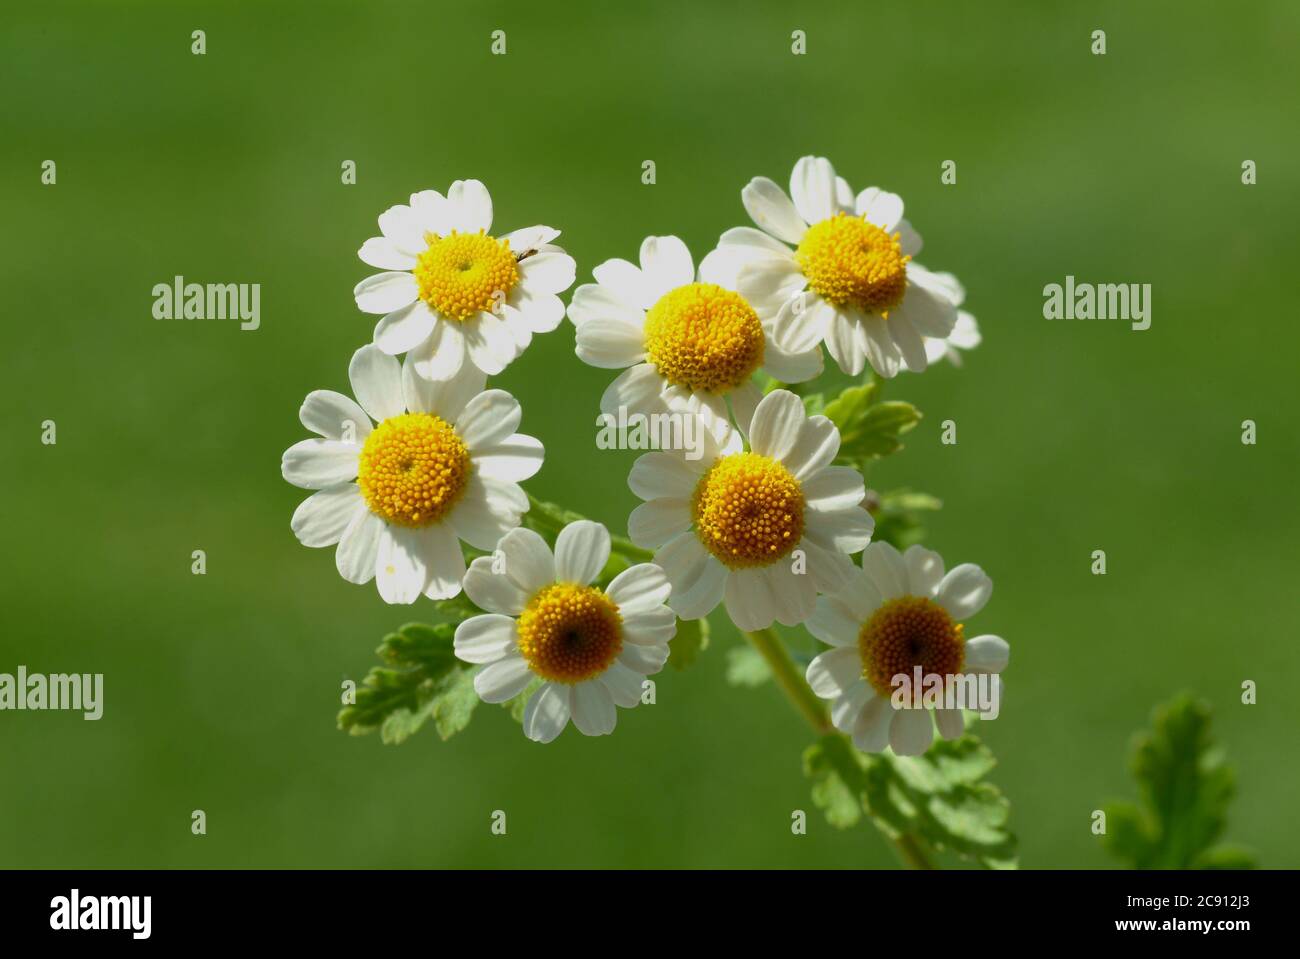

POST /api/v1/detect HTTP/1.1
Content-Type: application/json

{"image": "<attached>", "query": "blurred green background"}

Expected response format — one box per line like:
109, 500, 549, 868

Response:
3, 0, 1297, 868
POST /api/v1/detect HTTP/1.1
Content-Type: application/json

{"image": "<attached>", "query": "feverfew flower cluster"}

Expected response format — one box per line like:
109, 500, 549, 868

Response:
282, 160, 1004, 753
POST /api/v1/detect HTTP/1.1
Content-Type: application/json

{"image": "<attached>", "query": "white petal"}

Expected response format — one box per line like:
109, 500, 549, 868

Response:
523, 683, 571, 742
771, 294, 834, 353
935, 707, 966, 740
281, 438, 359, 489
569, 681, 617, 736
627, 499, 692, 549
890, 708, 934, 757
807, 646, 864, 698
518, 251, 577, 296
475, 433, 544, 482
409, 189, 452, 236
353, 271, 418, 315
963, 634, 1009, 673
620, 604, 677, 646
599, 364, 665, 418
855, 187, 905, 232
861, 542, 908, 599
554, 520, 611, 584
825, 312, 868, 376
606, 563, 671, 616
737, 255, 805, 314
447, 179, 492, 233
903, 545, 945, 598
807, 596, 864, 648
858, 314, 900, 379
789, 156, 837, 226
501, 224, 560, 255
567, 282, 645, 328
409, 318, 467, 383
762, 337, 824, 384
717, 225, 795, 256
628, 451, 699, 500
783, 414, 841, 481
462, 555, 528, 614
348, 344, 405, 422
455, 389, 521, 450
359, 236, 417, 271
724, 568, 775, 632
291, 483, 364, 548
852, 695, 893, 753
659, 535, 726, 620
377, 204, 427, 254
449, 475, 525, 551
888, 313, 929, 373
748, 388, 804, 460
936, 563, 993, 620
591, 258, 653, 309
454, 614, 519, 664
492, 526, 555, 593
335, 510, 384, 585
764, 562, 816, 627
375, 525, 428, 604
462, 312, 516, 376
474, 654, 533, 704
831, 680, 873, 734
618, 642, 670, 675
741, 176, 807, 244
373, 301, 436, 355
420, 522, 467, 600
299, 390, 372, 442
600, 661, 647, 708
897, 276, 959, 339
575, 318, 647, 369
803, 538, 857, 594
802, 466, 864, 511
638, 235, 695, 301
401, 349, 485, 420
510, 287, 566, 333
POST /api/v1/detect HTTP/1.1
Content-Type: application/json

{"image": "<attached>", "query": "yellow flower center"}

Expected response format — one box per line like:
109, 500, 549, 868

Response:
414, 230, 520, 321
356, 413, 471, 527
858, 596, 965, 697
795, 213, 909, 314
643, 283, 765, 393
691, 452, 804, 569
516, 583, 624, 683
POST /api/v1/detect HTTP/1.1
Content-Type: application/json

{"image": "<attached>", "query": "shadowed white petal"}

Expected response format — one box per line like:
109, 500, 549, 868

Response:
718, 225, 795, 256
861, 542, 908, 599
401, 350, 485, 420
898, 274, 959, 339
373, 301, 436, 356
462, 312, 516, 376
860, 315, 901, 379
409, 318, 466, 383
724, 568, 775, 632
600, 660, 647, 707
454, 614, 519, 664
737, 256, 805, 314
455, 389, 521, 450
937, 563, 993, 619
742, 176, 807, 244
764, 562, 816, 627
348, 344, 405, 422
826, 312, 868, 376
281, 439, 360, 490
762, 337, 824, 383
807, 646, 863, 698
618, 642, 670, 675
523, 683, 570, 742
852, 695, 893, 752
606, 563, 671, 616
627, 499, 692, 549
889, 312, 929, 373
658, 534, 726, 620
890, 708, 934, 756
554, 520, 611, 584
831, 680, 873, 733
963, 634, 1009, 673
802, 466, 863, 511
375, 525, 427, 604
300, 390, 372, 442
493, 526, 554, 593
789, 156, 837, 226
620, 604, 676, 646
291, 484, 364, 548
935, 707, 965, 740
335, 510, 384, 585
807, 597, 861, 648
783, 415, 840, 480
463, 555, 528, 614
354, 271, 418, 314
420, 522, 466, 599
771, 293, 835, 353
449, 475, 524, 551
575, 318, 647, 368
599, 364, 665, 418
570, 681, 617, 735
628, 451, 698, 500
475, 654, 532, 704
903, 545, 945, 597
804, 507, 874, 555
748, 389, 804, 460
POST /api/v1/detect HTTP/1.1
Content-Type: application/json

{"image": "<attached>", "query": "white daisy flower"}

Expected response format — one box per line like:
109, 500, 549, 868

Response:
714, 155, 962, 378
282, 345, 542, 603
567, 235, 822, 433
353, 179, 577, 381
627, 388, 874, 632
805, 542, 1010, 757
454, 521, 675, 742
919, 271, 981, 368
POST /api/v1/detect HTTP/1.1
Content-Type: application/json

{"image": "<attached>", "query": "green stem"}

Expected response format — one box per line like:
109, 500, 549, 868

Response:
742, 626, 939, 871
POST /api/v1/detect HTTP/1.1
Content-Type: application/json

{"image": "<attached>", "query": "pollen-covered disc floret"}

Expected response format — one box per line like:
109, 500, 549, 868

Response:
795, 213, 909, 314
642, 282, 765, 393
356, 412, 471, 527
858, 595, 965, 697
516, 583, 624, 683
414, 230, 520, 321
691, 452, 805, 569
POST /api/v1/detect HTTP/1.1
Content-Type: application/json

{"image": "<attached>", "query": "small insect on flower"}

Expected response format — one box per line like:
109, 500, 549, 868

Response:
454, 521, 675, 742
353, 179, 577, 381
714, 155, 966, 379
805, 542, 1010, 756
282, 345, 543, 603
567, 235, 823, 433
627, 389, 874, 632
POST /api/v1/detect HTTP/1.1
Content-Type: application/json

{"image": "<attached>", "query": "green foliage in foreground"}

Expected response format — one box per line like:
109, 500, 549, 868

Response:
1102, 694, 1256, 869
804, 728, 1018, 869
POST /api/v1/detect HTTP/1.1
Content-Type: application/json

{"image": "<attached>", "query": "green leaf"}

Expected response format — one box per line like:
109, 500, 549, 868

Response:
668, 617, 709, 670
1102, 694, 1255, 868
338, 622, 480, 745
724, 645, 772, 687
869, 487, 943, 550
803, 731, 1018, 868
823, 382, 922, 464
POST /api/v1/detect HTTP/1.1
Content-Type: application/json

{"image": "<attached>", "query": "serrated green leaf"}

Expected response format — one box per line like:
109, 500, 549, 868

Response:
339, 621, 480, 745
803, 730, 1018, 868
724, 645, 772, 687
823, 383, 921, 463
870, 487, 943, 550
1102, 694, 1255, 868
668, 617, 709, 670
